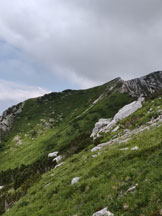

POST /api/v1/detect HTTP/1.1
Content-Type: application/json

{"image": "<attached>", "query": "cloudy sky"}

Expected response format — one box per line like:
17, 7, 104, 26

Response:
0, 0, 162, 114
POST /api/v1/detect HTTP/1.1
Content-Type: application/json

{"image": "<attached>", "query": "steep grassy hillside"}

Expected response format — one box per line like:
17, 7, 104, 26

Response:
0, 78, 132, 171
2, 95, 162, 216
1, 72, 162, 216
0, 78, 134, 214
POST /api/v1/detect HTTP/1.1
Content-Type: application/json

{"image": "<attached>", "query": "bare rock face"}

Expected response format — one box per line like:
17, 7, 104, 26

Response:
90, 119, 112, 138
0, 102, 24, 144
122, 71, 162, 97
91, 97, 144, 139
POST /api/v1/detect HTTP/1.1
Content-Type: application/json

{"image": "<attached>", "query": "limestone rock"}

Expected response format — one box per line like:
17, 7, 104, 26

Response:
90, 119, 112, 138
92, 207, 114, 216
0, 102, 24, 143
55, 162, 64, 168
91, 97, 144, 138
127, 184, 138, 192
120, 147, 129, 151
91, 146, 102, 152
131, 146, 139, 151
122, 71, 162, 97
71, 177, 81, 185
52, 155, 63, 163
112, 126, 120, 132
0, 186, 4, 190
48, 151, 58, 158
113, 97, 144, 122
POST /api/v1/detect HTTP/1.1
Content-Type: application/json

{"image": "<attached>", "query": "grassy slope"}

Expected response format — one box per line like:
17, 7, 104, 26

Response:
0, 78, 134, 214
0, 78, 132, 171
2, 80, 162, 215
3, 95, 162, 216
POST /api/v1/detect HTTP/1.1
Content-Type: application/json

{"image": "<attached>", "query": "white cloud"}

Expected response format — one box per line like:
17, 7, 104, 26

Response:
0, 80, 49, 101
0, 79, 49, 114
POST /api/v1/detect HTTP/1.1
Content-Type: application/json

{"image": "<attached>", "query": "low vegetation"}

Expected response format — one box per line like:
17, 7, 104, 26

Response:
1, 77, 162, 215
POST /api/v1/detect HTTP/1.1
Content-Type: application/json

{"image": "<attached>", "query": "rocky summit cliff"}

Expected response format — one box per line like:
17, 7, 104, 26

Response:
122, 71, 162, 97
1, 71, 162, 216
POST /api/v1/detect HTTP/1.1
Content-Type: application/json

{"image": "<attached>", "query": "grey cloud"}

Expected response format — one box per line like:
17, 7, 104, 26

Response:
0, 0, 162, 87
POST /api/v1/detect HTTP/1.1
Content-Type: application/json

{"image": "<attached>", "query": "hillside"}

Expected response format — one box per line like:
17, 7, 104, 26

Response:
0, 71, 162, 215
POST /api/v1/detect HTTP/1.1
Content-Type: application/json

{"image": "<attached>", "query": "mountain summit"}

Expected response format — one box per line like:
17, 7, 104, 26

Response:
1, 71, 162, 216
122, 71, 162, 97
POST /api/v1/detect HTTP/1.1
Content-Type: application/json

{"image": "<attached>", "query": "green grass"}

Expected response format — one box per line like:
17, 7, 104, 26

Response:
3, 124, 162, 216
0, 78, 132, 171
2, 78, 162, 215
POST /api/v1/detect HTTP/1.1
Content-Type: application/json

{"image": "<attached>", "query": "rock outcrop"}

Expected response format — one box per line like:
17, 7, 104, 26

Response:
0, 102, 24, 144
90, 119, 112, 138
91, 111, 162, 153
91, 97, 144, 139
122, 71, 162, 97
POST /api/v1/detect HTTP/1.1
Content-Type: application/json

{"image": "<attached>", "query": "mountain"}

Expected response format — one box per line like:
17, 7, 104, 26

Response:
0, 71, 162, 216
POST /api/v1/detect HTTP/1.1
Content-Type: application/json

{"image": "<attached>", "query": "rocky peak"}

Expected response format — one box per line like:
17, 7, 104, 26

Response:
122, 71, 162, 97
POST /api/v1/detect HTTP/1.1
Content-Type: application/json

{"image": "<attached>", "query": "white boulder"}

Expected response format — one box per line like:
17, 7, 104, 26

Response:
112, 126, 120, 132
120, 147, 129, 151
127, 184, 138, 192
92, 154, 98, 158
90, 119, 112, 138
55, 162, 64, 168
131, 146, 139, 151
91, 146, 102, 152
91, 97, 144, 138
52, 155, 63, 163
71, 177, 81, 185
114, 97, 144, 121
92, 207, 114, 216
48, 151, 58, 158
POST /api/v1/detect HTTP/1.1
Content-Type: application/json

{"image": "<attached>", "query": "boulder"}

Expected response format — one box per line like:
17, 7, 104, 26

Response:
91, 97, 144, 139
91, 146, 102, 152
131, 146, 139, 151
92, 207, 114, 216
127, 184, 138, 192
71, 177, 81, 185
48, 151, 58, 158
52, 155, 63, 163
90, 119, 112, 138
113, 97, 144, 122
55, 162, 64, 168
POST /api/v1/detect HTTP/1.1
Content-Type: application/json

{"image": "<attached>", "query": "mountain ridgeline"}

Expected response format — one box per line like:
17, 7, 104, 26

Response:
122, 71, 162, 97
0, 71, 162, 216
